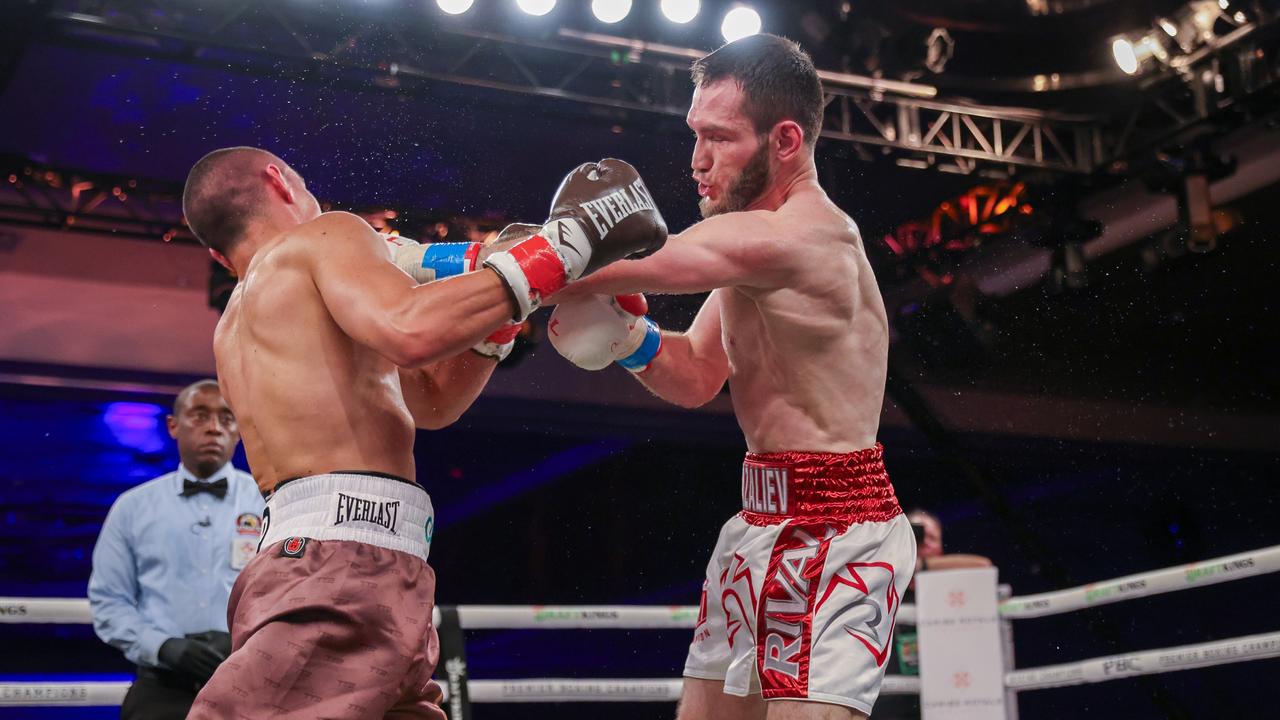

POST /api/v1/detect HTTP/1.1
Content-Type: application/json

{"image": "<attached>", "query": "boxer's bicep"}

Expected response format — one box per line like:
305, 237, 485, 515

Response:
570, 211, 792, 296
692, 212, 796, 285
685, 290, 729, 371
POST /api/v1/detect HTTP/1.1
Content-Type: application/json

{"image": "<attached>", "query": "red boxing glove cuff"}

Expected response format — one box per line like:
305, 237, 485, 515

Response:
506, 235, 568, 301
486, 322, 523, 345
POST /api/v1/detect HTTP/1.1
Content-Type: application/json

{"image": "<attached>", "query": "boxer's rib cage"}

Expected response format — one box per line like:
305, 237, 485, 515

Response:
2, 543, 1278, 706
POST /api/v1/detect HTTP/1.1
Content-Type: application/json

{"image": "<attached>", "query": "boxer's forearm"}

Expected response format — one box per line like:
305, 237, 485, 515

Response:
311, 213, 517, 367
398, 352, 496, 430
630, 332, 726, 409
391, 270, 516, 367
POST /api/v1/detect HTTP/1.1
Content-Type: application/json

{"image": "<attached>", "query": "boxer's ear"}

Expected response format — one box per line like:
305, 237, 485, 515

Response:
264, 163, 296, 205
773, 120, 806, 163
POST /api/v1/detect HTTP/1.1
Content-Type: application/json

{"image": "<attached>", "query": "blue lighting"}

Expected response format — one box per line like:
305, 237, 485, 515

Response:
101, 402, 166, 454
438, 439, 633, 530
0, 674, 134, 683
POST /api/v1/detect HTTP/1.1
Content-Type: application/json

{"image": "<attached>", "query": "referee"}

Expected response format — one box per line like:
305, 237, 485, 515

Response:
89, 380, 263, 720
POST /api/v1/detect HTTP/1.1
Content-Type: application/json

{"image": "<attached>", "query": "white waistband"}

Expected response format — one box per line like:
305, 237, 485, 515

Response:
260, 474, 434, 563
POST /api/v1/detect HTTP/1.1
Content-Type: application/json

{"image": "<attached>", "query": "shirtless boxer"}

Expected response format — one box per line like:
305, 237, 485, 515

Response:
179, 147, 665, 718
547, 35, 915, 719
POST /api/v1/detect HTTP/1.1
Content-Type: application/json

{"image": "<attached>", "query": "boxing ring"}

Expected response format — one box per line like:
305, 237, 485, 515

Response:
3, 544, 1278, 717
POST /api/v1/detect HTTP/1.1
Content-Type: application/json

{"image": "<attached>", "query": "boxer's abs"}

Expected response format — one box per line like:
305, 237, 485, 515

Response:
721, 249, 889, 454
213, 241, 417, 495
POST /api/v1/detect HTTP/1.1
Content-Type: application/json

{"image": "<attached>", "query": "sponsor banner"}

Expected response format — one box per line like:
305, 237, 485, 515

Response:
999, 545, 1280, 618
917, 568, 1005, 720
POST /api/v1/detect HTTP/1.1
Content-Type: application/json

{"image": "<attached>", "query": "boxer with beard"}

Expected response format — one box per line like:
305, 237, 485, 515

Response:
548, 35, 915, 720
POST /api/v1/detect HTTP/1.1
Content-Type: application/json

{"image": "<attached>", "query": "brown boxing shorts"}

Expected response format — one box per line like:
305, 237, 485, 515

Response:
190, 473, 444, 719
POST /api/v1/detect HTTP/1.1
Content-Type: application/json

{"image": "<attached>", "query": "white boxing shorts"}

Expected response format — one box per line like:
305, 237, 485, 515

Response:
683, 445, 916, 715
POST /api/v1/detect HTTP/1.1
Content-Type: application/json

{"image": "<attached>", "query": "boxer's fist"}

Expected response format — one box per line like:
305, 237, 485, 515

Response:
483, 160, 666, 322
545, 159, 667, 277
548, 293, 662, 372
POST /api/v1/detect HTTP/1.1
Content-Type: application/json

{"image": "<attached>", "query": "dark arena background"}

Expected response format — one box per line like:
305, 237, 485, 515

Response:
1, 1, 1278, 719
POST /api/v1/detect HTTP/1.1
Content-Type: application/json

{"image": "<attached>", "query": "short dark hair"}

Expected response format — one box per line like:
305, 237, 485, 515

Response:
691, 34, 824, 146
183, 147, 280, 254
906, 507, 940, 526
173, 379, 221, 416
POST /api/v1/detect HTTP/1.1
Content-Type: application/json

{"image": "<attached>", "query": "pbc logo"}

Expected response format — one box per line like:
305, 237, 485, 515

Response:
334, 492, 400, 534
1102, 658, 1142, 675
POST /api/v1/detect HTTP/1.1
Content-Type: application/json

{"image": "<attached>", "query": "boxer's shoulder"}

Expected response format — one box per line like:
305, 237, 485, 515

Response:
269, 212, 382, 270
306, 210, 372, 233
777, 195, 858, 250
295, 211, 380, 248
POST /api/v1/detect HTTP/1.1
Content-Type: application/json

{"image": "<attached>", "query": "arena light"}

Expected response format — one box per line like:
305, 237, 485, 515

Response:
1111, 37, 1140, 73
592, 0, 632, 24
436, 0, 474, 15
660, 0, 700, 24
516, 0, 556, 17
1111, 33, 1166, 75
721, 5, 761, 43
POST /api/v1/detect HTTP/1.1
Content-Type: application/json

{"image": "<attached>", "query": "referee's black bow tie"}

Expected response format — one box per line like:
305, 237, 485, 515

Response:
182, 478, 228, 499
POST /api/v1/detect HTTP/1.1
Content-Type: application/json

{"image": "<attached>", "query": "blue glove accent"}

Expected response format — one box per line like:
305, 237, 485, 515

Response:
616, 317, 662, 372
419, 243, 475, 279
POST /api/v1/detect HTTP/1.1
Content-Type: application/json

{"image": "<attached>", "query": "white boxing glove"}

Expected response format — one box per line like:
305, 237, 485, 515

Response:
547, 294, 662, 372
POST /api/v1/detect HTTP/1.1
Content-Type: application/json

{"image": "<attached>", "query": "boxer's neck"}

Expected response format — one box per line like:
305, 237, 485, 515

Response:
226, 213, 305, 275
746, 159, 820, 212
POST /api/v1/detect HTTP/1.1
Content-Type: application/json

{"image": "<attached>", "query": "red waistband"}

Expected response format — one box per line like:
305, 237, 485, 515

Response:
739, 444, 901, 525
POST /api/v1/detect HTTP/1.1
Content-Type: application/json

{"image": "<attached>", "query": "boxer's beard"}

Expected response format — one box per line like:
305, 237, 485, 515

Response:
700, 136, 771, 219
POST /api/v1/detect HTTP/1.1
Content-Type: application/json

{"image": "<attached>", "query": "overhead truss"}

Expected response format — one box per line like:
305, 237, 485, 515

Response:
0, 155, 190, 242
26, 0, 1280, 178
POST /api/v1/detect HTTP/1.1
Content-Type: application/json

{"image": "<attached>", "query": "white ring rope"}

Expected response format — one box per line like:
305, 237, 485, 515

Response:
6, 545, 1274, 627
0, 681, 129, 707
0, 599, 918, 628
12, 533, 1251, 629
998, 545, 1280, 619
3, 544, 1275, 708
1006, 630, 1280, 690
0, 677, 925, 707
0, 597, 92, 624
456, 604, 700, 629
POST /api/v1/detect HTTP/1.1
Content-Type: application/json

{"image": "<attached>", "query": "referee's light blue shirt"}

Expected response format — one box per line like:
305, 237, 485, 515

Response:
88, 462, 264, 667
